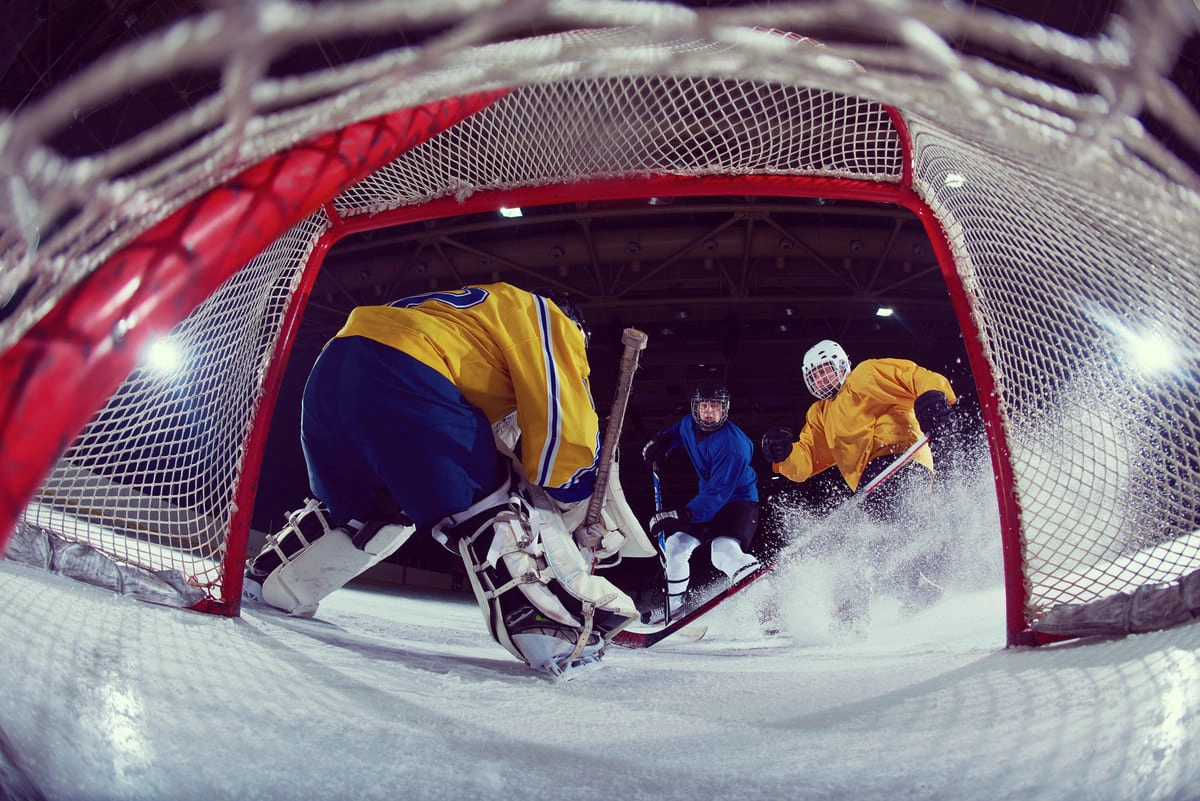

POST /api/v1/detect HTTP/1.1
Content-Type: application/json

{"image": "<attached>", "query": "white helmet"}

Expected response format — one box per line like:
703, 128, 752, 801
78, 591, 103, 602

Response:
802, 340, 851, 399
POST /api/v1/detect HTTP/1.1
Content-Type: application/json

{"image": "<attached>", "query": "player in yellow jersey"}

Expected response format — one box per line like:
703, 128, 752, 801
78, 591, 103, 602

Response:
245, 283, 640, 675
762, 340, 957, 497
761, 340, 960, 623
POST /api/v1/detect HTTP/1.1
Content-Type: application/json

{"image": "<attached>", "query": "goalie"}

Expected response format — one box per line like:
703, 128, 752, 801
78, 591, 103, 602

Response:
243, 282, 646, 677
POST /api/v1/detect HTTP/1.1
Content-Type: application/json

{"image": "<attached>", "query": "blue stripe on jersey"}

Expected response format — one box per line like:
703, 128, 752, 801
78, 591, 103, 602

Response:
388, 286, 490, 310
535, 295, 562, 486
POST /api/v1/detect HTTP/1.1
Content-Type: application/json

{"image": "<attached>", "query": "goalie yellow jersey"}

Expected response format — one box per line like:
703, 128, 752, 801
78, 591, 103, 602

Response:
333, 283, 599, 495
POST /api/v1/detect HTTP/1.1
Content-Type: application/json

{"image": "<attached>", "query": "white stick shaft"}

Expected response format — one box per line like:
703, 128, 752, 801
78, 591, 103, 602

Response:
587, 328, 648, 525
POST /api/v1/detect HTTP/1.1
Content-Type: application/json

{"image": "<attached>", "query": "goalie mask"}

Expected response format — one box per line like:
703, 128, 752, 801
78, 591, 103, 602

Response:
532, 288, 590, 347
691, 384, 731, 432
803, 340, 851, 399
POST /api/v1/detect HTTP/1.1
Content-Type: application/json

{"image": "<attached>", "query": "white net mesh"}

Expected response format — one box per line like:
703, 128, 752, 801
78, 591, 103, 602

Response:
22, 213, 328, 592
3, 0, 1199, 636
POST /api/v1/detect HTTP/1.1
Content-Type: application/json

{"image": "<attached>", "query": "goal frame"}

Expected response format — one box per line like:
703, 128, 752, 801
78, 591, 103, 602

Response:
0, 101, 1030, 637
4, 4, 1199, 649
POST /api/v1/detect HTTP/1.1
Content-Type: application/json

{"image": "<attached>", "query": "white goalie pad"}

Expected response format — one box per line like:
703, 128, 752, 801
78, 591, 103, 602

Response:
481, 507, 638, 627
261, 521, 415, 616
457, 493, 639, 673
527, 506, 639, 620
491, 416, 655, 561
487, 513, 582, 627
597, 459, 656, 559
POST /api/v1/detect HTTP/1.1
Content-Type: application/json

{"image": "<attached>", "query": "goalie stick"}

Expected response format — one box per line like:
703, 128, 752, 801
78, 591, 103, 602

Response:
587, 328, 648, 527
614, 432, 934, 649
611, 622, 708, 648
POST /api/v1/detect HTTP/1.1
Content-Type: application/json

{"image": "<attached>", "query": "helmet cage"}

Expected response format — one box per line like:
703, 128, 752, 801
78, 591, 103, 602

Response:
691, 385, 731, 432
802, 340, 851, 399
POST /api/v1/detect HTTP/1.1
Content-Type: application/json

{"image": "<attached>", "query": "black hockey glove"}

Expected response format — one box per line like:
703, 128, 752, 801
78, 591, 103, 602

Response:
642, 435, 670, 473
649, 507, 692, 539
760, 426, 795, 464
914, 390, 954, 434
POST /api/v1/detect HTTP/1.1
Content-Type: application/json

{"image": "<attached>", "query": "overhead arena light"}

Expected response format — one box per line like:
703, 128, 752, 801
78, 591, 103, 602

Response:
499, 206, 522, 218
875, 306, 894, 317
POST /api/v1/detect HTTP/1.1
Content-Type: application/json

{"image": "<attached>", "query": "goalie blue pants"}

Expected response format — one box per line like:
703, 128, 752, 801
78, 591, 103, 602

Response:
300, 336, 507, 529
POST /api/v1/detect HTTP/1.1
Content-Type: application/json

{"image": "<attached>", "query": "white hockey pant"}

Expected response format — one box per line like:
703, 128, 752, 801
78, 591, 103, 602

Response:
663, 531, 701, 613
251, 499, 414, 616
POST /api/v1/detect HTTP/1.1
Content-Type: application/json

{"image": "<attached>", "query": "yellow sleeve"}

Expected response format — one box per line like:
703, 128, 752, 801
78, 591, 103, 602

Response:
862, 359, 956, 406
774, 401, 837, 483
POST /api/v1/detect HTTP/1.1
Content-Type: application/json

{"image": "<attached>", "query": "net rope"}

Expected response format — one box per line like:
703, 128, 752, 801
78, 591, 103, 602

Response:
3, 0, 1199, 630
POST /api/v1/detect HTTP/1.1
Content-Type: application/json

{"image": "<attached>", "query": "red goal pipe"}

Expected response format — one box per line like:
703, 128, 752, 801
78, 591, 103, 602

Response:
1, 93, 1027, 642
0, 91, 508, 600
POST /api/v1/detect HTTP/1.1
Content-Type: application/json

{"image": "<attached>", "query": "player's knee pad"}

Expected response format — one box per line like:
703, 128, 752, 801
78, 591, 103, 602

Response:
246, 499, 414, 616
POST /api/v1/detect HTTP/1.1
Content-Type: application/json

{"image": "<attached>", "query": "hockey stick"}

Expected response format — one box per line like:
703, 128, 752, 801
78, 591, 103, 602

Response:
615, 434, 934, 649
857, 433, 931, 496
585, 328, 648, 526
613, 562, 764, 648
649, 468, 675, 625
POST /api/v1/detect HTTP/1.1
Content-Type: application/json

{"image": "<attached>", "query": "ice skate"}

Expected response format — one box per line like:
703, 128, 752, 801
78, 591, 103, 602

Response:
504, 606, 605, 679
639, 585, 687, 626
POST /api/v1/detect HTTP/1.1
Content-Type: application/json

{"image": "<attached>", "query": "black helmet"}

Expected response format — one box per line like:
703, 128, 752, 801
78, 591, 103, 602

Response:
532, 288, 590, 347
691, 384, 731, 432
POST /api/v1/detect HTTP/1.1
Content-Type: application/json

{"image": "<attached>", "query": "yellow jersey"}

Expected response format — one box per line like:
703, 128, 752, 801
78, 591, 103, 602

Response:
334, 283, 598, 493
773, 358, 956, 492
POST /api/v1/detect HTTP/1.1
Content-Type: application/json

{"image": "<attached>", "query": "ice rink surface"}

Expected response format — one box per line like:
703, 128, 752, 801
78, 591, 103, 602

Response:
0, 548, 1197, 801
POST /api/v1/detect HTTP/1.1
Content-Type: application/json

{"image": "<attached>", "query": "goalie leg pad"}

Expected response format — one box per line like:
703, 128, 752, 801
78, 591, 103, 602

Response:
248, 499, 415, 616
455, 497, 638, 674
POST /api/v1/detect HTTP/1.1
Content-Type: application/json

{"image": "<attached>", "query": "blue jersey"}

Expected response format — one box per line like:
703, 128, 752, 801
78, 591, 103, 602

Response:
657, 416, 758, 523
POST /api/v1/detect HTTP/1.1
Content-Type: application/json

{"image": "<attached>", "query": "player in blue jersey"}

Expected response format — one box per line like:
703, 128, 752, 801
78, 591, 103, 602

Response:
640, 384, 761, 620
244, 283, 640, 675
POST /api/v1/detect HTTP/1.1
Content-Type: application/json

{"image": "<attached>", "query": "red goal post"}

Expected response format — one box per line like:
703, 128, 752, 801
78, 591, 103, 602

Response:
2, 4, 1198, 645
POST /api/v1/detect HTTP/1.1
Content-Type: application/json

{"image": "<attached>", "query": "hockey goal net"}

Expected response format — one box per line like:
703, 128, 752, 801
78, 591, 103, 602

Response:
2, 1, 1198, 643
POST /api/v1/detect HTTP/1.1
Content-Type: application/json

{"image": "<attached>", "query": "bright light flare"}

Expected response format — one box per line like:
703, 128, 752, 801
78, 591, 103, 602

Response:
1126, 331, 1178, 375
144, 338, 183, 374
1096, 307, 1181, 377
